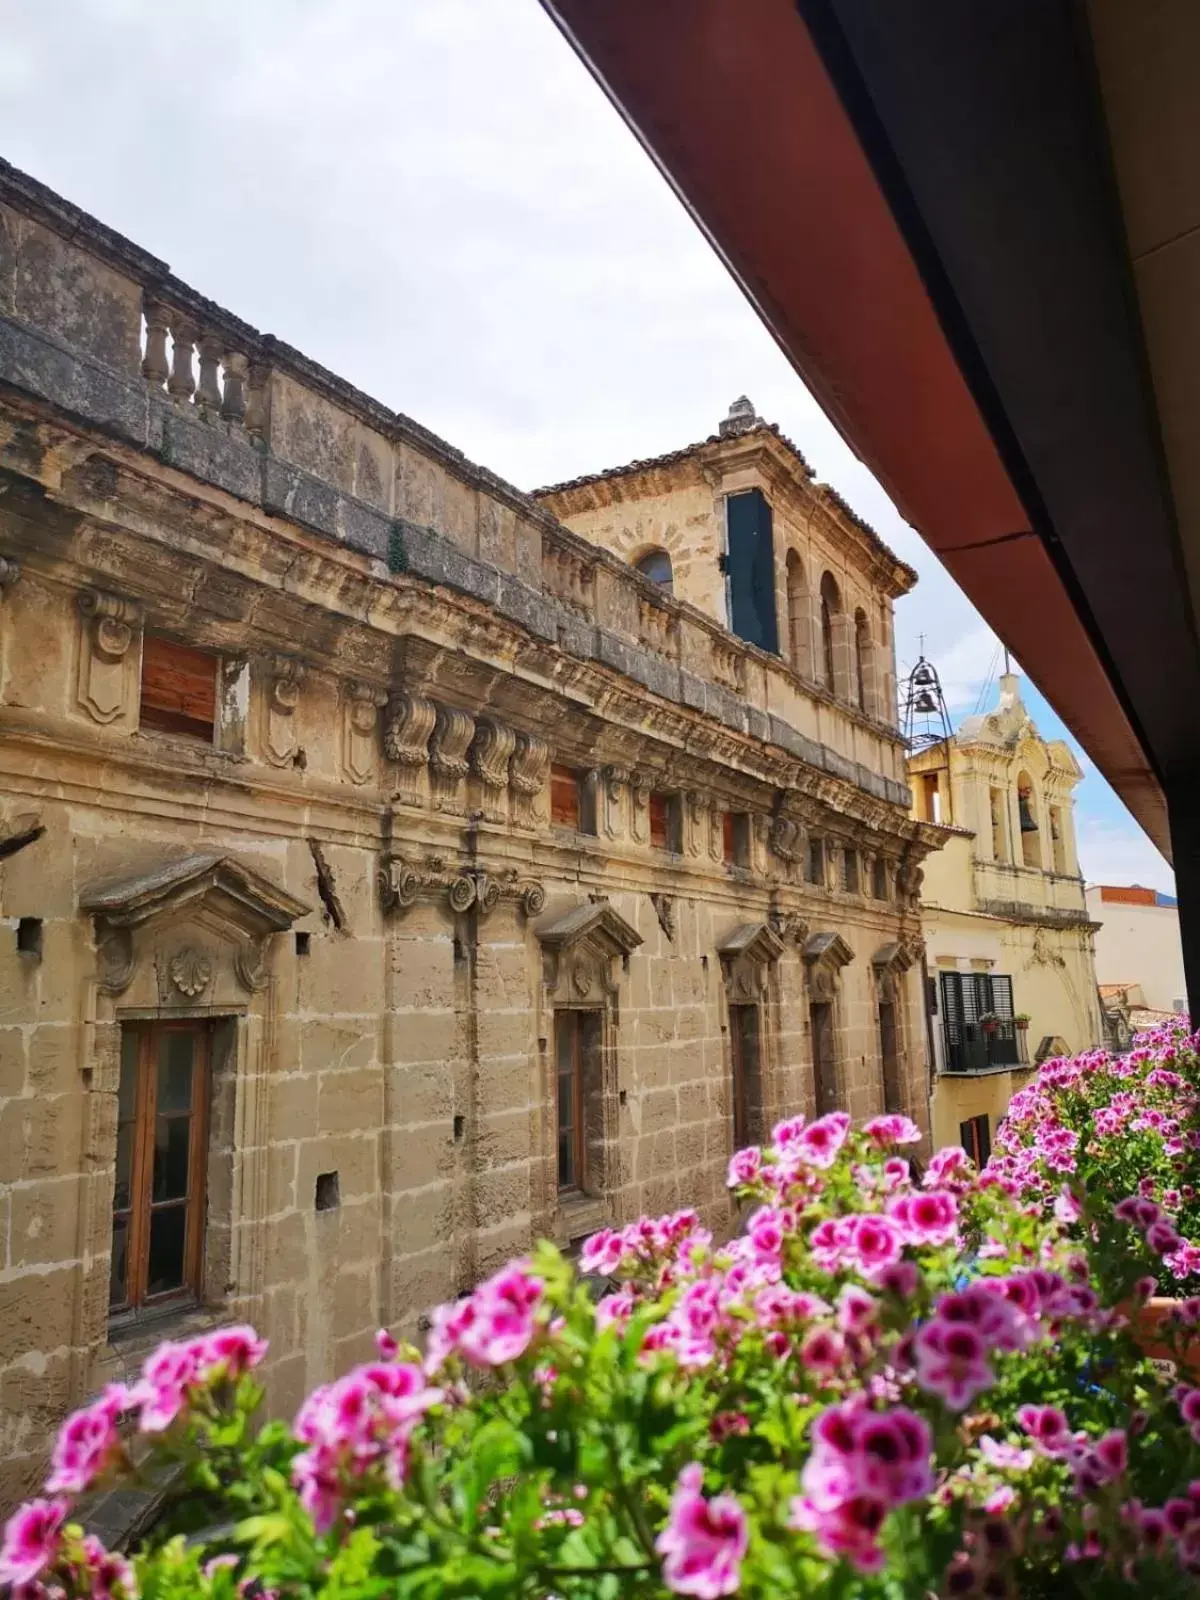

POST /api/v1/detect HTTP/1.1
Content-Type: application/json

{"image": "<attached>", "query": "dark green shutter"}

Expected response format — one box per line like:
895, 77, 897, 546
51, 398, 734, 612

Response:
726, 490, 779, 654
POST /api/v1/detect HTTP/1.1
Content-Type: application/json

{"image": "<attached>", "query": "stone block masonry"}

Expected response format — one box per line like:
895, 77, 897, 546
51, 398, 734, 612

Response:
0, 157, 945, 1517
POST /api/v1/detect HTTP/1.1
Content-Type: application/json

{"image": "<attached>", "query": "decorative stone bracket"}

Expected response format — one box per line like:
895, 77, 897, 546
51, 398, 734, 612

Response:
717, 920, 785, 1002
378, 853, 545, 920
80, 851, 310, 1001
803, 930, 855, 1002
769, 815, 805, 866
344, 680, 388, 785
263, 655, 305, 766
77, 588, 142, 724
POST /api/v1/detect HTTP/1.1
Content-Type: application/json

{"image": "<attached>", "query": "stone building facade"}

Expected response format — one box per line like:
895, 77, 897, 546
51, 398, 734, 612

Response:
0, 161, 942, 1511
908, 672, 1102, 1159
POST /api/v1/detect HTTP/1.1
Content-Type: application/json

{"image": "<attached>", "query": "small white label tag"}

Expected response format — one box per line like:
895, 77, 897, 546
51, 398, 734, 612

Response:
1149, 1357, 1178, 1380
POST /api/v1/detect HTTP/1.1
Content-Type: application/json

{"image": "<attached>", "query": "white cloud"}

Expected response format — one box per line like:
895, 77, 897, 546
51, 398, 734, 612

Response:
1076, 818, 1176, 895
0, 0, 1159, 886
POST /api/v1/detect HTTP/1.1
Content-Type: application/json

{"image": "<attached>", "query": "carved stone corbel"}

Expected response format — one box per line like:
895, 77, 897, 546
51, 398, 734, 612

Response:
769, 815, 803, 867
768, 910, 810, 947
685, 791, 707, 859
77, 588, 142, 724
509, 731, 550, 829
629, 770, 651, 845
263, 655, 304, 766
600, 765, 628, 841
469, 718, 517, 823
384, 691, 437, 806
343, 681, 387, 786
429, 705, 475, 814
707, 804, 725, 864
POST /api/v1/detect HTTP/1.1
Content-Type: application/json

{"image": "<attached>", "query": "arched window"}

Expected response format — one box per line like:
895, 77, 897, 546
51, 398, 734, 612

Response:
633, 547, 674, 594
1017, 771, 1042, 870
819, 572, 841, 692
785, 549, 810, 676
854, 608, 871, 713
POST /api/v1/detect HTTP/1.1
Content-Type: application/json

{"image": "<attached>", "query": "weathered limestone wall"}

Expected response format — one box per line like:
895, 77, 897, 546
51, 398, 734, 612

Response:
0, 157, 942, 1514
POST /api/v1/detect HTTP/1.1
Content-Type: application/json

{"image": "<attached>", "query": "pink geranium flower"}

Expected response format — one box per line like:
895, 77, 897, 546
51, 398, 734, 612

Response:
795, 1112, 852, 1169
0, 1498, 68, 1587
46, 1384, 132, 1494
1017, 1404, 1071, 1455
863, 1115, 922, 1147
913, 1321, 994, 1410
726, 1147, 762, 1188
655, 1462, 747, 1598
887, 1190, 958, 1247
844, 1214, 904, 1281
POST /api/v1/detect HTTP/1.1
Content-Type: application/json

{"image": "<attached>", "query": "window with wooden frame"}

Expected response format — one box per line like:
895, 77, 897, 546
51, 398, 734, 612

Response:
110, 1022, 210, 1317
729, 1003, 762, 1149
805, 835, 825, 887
959, 1113, 991, 1168
723, 811, 751, 869
841, 847, 860, 894
139, 635, 218, 741
551, 764, 596, 834
872, 856, 889, 900
555, 1010, 602, 1193
649, 791, 682, 852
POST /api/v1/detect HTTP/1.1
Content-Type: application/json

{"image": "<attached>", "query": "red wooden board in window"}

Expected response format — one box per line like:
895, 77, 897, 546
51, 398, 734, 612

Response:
550, 764, 581, 829
722, 811, 735, 863
140, 635, 217, 740
649, 792, 669, 849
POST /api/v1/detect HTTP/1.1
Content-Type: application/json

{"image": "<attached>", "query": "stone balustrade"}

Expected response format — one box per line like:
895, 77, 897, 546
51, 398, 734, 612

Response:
0, 156, 910, 809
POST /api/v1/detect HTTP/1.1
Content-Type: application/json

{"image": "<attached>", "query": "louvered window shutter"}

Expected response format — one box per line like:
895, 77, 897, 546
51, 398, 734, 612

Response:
940, 972, 964, 1069
990, 975, 1015, 1021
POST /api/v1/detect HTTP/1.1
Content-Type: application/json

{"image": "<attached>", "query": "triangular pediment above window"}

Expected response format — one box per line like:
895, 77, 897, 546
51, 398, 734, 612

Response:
81, 852, 310, 934
536, 901, 642, 1014
803, 931, 855, 970
803, 930, 855, 1002
80, 852, 310, 999
872, 941, 915, 977
535, 901, 643, 959
717, 922, 785, 966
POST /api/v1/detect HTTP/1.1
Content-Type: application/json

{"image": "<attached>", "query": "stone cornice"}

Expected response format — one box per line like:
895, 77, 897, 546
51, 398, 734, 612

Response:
0, 415, 925, 836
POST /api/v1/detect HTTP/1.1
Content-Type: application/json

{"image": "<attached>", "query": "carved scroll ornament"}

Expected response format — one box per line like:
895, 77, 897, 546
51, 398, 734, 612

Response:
379, 854, 544, 919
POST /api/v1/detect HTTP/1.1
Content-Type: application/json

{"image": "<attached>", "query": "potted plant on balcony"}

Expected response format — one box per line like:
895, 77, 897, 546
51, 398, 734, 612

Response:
978, 1009, 999, 1035
1013, 1011, 1031, 1031
13, 1108, 1200, 1598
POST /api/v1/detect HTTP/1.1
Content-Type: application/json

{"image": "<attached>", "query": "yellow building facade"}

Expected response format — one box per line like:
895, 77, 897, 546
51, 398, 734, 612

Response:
907, 673, 1103, 1159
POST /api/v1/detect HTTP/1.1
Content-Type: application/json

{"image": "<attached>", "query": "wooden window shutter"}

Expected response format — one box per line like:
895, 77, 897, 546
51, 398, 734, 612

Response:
140, 635, 217, 740
649, 793, 669, 849
550, 764, 581, 830
725, 489, 779, 654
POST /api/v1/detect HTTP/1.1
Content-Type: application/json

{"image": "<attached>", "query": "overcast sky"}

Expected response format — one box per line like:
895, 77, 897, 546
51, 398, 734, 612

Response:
0, 0, 1172, 892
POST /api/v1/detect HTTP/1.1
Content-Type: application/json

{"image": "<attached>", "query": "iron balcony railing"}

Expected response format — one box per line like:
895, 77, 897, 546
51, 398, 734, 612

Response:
941, 1020, 1026, 1074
